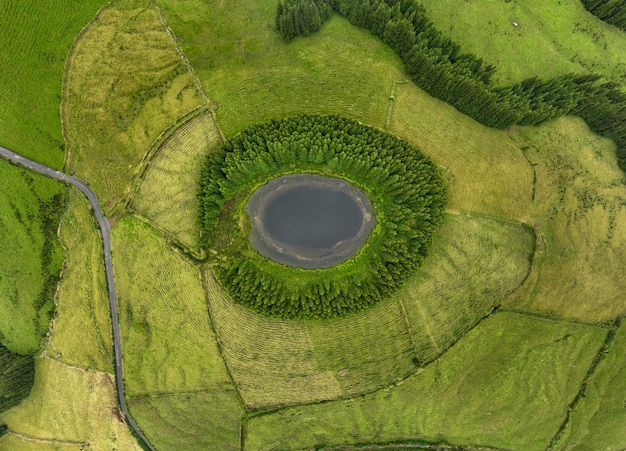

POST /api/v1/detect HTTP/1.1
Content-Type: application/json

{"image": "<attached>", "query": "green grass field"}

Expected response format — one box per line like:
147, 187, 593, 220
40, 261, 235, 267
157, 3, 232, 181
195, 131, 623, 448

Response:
63, 0, 205, 213
0, 163, 65, 355
0, 357, 140, 450
46, 188, 112, 373
204, 269, 414, 408
505, 116, 626, 323
131, 110, 222, 250
3, 0, 626, 448
555, 321, 626, 449
419, 0, 626, 87
400, 213, 534, 363
111, 216, 242, 449
246, 312, 607, 450
0, 0, 106, 167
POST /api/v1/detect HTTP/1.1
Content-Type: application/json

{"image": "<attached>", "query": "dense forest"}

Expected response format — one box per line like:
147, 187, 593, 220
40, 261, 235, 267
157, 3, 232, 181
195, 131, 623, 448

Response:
198, 115, 446, 319
0, 344, 35, 431
276, 0, 626, 172
581, 0, 626, 31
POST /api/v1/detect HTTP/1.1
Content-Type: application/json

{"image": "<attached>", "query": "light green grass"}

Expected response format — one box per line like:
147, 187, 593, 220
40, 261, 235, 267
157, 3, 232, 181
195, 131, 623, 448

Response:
505, 116, 626, 322
246, 312, 607, 451
46, 188, 112, 373
158, 0, 535, 223
156, 0, 403, 137
0, 163, 65, 355
0, 357, 141, 450
0, 435, 78, 451
400, 213, 535, 364
555, 322, 626, 449
131, 111, 222, 250
0, 0, 105, 167
111, 215, 242, 448
64, 0, 205, 213
129, 390, 241, 451
204, 269, 414, 408
419, 0, 626, 87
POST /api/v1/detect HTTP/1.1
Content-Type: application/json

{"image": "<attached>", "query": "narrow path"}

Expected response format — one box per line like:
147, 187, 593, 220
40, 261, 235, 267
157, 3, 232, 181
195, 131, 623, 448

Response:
0, 146, 154, 451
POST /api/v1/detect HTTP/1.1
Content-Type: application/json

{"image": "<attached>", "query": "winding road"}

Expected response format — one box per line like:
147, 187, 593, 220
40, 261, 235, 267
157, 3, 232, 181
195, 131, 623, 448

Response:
0, 146, 154, 451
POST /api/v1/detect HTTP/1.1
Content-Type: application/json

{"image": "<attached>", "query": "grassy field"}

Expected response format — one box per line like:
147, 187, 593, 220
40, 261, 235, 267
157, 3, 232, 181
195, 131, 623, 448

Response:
131, 110, 222, 250
505, 116, 626, 323
111, 216, 242, 449
399, 214, 534, 364
46, 188, 112, 373
555, 321, 626, 449
0, 357, 141, 450
204, 269, 414, 408
0, 0, 106, 167
63, 0, 205, 213
419, 0, 626, 86
245, 312, 607, 451
0, 163, 65, 355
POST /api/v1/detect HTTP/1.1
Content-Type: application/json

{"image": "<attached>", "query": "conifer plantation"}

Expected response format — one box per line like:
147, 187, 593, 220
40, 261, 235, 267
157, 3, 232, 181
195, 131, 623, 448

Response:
276, 0, 626, 172
198, 114, 447, 319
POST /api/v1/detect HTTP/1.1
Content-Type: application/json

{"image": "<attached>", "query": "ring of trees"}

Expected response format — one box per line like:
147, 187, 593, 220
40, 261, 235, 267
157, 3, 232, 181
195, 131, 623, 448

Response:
198, 114, 447, 319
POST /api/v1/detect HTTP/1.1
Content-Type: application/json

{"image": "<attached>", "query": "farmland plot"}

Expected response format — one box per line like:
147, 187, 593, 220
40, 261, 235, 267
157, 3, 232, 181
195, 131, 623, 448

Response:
131, 111, 222, 250
246, 312, 607, 451
63, 0, 205, 213
47, 188, 112, 373
112, 216, 242, 449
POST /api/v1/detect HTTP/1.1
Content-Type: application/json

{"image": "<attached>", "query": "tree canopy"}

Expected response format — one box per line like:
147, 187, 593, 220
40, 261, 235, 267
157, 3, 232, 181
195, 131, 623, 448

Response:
198, 114, 447, 319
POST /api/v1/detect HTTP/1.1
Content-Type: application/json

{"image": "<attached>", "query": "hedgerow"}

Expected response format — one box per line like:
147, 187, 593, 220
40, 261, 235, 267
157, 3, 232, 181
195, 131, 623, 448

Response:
198, 114, 446, 319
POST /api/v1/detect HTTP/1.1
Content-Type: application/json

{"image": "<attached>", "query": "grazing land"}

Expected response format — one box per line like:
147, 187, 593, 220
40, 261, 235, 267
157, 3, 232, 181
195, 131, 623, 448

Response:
0, 357, 140, 450
131, 110, 222, 250
245, 312, 607, 451
554, 321, 626, 448
0, 164, 65, 355
46, 188, 113, 373
111, 216, 242, 449
419, 0, 626, 86
1, 0, 626, 448
63, 0, 205, 213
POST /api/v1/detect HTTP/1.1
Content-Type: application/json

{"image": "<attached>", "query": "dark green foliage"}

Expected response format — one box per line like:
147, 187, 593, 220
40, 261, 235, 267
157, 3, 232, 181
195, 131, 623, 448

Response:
198, 115, 447, 319
0, 343, 35, 414
581, 0, 626, 31
276, 0, 626, 173
276, 0, 333, 41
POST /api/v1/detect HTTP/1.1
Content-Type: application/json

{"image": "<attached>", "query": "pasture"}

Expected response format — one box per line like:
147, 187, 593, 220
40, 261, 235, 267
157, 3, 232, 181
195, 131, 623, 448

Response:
0, 164, 65, 355
0, 357, 140, 450
131, 110, 222, 250
111, 216, 242, 449
419, 0, 626, 86
63, 0, 205, 213
245, 312, 607, 450
2, 0, 626, 448
47, 188, 113, 373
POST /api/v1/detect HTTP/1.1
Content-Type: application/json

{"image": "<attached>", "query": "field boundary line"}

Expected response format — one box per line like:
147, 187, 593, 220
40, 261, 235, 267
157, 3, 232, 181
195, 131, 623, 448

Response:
128, 388, 216, 401
317, 438, 510, 451
151, 0, 226, 144
126, 206, 206, 259
110, 104, 209, 218
200, 269, 247, 451
547, 315, 624, 449
501, 308, 613, 329
6, 430, 87, 447
39, 353, 115, 377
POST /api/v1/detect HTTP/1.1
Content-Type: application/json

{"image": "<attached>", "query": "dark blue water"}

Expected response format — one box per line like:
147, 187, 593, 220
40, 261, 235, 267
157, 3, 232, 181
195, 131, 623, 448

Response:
262, 186, 363, 248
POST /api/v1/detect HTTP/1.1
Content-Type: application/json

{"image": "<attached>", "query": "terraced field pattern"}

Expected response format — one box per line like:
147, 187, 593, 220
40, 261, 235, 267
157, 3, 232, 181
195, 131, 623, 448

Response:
1, 0, 625, 449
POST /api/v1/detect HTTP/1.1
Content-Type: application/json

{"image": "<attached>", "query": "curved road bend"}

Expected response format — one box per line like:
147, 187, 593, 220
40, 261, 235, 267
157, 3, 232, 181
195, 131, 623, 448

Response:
0, 146, 155, 451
